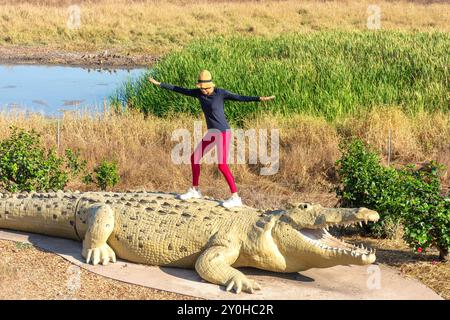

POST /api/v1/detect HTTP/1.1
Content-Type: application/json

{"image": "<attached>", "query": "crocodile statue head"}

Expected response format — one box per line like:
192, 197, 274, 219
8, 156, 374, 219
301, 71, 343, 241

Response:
268, 202, 379, 271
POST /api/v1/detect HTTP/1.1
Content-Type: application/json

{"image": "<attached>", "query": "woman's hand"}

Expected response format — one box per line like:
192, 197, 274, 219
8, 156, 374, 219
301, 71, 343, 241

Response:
259, 95, 275, 101
148, 77, 160, 86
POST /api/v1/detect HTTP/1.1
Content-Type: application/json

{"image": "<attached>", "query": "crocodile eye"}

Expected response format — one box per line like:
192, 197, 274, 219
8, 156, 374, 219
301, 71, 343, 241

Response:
299, 204, 309, 209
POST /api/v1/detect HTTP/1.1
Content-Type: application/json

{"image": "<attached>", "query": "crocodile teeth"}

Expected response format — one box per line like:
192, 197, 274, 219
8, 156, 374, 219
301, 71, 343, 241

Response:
358, 222, 363, 227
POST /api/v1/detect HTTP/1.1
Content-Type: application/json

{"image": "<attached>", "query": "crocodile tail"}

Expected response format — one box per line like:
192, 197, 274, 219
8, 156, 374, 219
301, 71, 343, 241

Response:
0, 192, 80, 240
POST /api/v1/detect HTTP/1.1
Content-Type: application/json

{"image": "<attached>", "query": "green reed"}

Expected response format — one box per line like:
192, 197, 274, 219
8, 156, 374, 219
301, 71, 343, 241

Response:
112, 31, 449, 123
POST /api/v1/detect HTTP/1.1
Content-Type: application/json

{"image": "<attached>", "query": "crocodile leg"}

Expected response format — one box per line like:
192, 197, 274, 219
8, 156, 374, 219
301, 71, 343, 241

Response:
81, 204, 117, 266
195, 246, 262, 294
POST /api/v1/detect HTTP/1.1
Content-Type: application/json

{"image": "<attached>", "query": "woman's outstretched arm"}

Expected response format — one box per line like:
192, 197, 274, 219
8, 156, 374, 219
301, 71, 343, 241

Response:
223, 89, 260, 102
223, 89, 275, 102
148, 77, 199, 98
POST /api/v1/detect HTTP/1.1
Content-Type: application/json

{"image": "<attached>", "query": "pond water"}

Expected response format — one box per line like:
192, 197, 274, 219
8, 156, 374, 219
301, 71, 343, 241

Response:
0, 64, 146, 116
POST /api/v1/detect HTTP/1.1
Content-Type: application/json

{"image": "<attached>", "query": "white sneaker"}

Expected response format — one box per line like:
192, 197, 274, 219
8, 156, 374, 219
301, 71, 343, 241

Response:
178, 187, 202, 200
222, 195, 242, 208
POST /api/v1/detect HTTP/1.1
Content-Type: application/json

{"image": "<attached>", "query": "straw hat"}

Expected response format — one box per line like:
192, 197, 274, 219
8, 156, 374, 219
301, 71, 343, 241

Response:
196, 70, 215, 89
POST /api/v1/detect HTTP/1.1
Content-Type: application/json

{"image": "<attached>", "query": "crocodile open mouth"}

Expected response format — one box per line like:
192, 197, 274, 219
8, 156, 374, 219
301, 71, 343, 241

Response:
298, 227, 375, 260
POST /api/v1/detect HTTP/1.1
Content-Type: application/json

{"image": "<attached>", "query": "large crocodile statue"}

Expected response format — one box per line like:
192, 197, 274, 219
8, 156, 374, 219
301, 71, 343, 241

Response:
0, 190, 379, 294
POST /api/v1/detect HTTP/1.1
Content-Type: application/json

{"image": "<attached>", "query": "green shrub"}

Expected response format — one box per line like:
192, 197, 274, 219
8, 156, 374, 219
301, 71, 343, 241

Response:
112, 31, 449, 123
0, 127, 68, 192
64, 148, 87, 178
0, 127, 90, 192
84, 160, 120, 191
335, 139, 449, 261
398, 161, 449, 261
334, 139, 402, 234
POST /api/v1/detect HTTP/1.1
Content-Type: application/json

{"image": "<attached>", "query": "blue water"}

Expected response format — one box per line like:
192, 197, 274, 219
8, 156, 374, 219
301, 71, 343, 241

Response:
0, 64, 146, 116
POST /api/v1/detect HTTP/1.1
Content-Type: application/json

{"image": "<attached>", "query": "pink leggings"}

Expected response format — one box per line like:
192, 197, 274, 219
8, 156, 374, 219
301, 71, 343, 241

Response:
191, 129, 237, 193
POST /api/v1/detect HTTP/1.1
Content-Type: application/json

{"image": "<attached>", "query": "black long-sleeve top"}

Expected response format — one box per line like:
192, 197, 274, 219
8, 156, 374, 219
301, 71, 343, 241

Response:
160, 82, 260, 131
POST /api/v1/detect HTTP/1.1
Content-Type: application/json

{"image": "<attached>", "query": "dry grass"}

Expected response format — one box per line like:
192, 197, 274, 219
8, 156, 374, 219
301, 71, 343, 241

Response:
0, 0, 449, 55
335, 107, 450, 172
0, 106, 448, 208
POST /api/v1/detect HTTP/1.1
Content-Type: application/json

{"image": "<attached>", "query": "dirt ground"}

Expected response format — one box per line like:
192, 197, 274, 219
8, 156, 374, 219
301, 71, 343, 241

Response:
343, 236, 449, 300
0, 235, 447, 300
0, 46, 159, 68
0, 240, 197, 300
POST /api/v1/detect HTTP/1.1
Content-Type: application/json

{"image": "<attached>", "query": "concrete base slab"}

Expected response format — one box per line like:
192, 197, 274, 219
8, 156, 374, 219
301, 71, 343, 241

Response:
0, 229, 442, 300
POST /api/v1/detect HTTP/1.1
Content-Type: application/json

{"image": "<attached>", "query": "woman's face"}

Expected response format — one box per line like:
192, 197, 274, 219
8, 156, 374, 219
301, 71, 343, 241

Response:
200, 87, 214, 95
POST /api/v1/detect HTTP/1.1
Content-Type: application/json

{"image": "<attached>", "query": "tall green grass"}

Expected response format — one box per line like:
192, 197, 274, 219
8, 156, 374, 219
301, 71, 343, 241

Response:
112, 31, 449, 123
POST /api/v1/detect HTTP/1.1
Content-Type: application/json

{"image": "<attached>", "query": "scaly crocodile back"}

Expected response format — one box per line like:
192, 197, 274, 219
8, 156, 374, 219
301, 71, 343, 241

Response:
0, 191, 265, 267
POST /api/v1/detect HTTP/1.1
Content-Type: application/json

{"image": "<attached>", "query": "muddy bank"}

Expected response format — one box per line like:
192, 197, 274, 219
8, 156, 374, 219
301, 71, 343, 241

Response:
0, 46, 160, 68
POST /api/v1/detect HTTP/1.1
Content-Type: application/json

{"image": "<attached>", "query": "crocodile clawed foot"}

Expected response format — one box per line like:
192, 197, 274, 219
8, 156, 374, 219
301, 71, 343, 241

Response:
83, 243, 117, 266
225, 274, 262, 294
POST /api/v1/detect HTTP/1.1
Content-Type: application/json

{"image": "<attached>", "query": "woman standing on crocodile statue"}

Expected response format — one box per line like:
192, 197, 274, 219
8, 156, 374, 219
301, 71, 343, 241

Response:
148, 70, 275, 208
